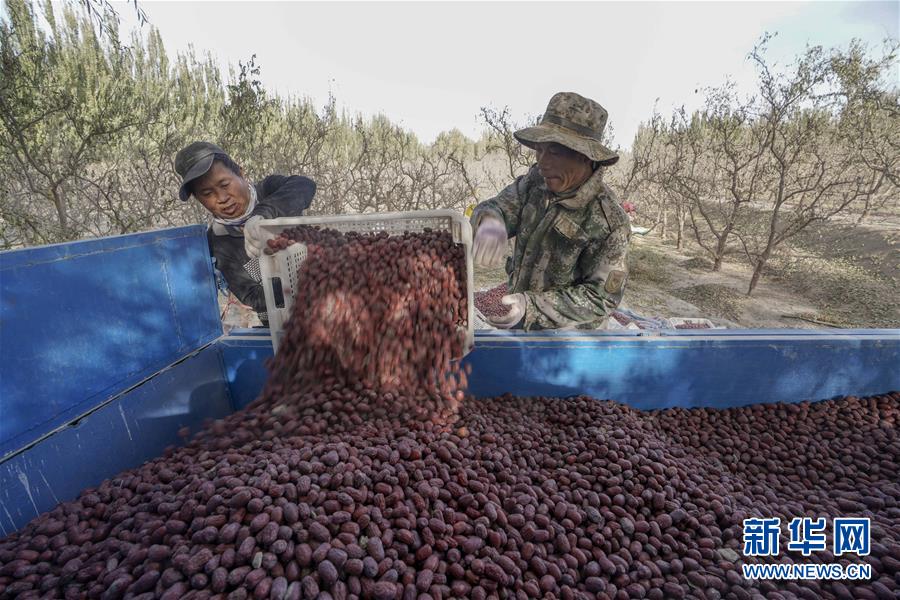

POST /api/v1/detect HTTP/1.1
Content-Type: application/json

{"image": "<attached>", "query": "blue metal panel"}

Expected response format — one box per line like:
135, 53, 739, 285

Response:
0, 226, 222, 458
217, 330, 275, 410
0, 346, 232, 536
463, 330, 900, 409
216, 329, 899, 411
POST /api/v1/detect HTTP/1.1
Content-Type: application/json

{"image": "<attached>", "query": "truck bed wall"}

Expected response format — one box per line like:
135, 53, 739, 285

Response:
221, 330, 900, 412
0, 226, 223, 459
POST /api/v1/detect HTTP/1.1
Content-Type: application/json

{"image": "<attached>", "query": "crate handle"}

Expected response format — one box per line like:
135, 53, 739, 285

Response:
271, 278, 286, 309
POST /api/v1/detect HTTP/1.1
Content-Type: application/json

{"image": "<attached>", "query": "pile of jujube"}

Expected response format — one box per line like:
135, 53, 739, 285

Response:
673, 322, 711, 330
261, 226, 469, 415
611, 312, 635, 328
0, 227, 897, 600
475, 284, 509, 320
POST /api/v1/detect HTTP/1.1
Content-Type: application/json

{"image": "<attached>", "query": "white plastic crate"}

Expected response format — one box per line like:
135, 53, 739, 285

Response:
473, 307, 493, 330
668, 317, 725, 330
257, 210, 474, 356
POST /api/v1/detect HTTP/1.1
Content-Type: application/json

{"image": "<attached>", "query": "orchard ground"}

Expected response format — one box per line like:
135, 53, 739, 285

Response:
473, 212, 899, 330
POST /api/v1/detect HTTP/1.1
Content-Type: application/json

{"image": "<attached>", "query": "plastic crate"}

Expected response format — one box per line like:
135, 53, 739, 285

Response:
257, 210, 474, 356
668, 317, 725, 330
473, 307, 493, 330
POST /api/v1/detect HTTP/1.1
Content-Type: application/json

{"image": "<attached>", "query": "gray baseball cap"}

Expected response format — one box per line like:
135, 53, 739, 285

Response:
175, 141, 229, 201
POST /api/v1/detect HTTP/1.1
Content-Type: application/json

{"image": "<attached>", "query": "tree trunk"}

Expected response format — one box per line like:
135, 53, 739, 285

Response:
712, 235, 727, 271
747, 262, 763, 296
710, 216, 738, 271
661, 209, 668, 240
676, 206, 684, 250
747, 246, 772, 296
50, 187, 69, 238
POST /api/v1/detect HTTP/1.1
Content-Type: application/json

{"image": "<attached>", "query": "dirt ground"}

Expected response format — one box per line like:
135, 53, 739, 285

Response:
474, 216, 899, 330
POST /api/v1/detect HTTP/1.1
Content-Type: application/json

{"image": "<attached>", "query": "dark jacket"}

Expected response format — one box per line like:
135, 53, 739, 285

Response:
208, 175, 316, 324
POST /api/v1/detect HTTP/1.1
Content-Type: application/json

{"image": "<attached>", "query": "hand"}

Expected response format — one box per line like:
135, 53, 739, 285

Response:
486, 293, 526, 329
243, 216, 266, 259
473, 216, 508, 268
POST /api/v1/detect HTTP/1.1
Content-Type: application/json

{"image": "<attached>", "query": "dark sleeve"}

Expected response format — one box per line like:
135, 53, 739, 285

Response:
208, 231, 267, 313
251, 175, 316, 219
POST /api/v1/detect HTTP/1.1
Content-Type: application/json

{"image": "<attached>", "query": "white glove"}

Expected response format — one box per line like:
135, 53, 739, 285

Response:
486, 293, 526, 329
473, 216, 508, 268
243, 216, 266, 259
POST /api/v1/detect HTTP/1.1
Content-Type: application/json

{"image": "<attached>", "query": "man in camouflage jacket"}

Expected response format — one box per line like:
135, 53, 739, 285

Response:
471, 92, 630, 330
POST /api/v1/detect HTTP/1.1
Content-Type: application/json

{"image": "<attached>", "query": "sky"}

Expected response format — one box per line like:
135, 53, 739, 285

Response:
105, 1, 899, 148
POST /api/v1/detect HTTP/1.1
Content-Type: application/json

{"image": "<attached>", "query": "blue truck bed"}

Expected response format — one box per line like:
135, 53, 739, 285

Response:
1, 226, 897, 535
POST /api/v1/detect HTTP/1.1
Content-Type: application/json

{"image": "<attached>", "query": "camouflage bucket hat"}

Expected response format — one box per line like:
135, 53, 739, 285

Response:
175, 141, 228, 201
514, 92, 619, 165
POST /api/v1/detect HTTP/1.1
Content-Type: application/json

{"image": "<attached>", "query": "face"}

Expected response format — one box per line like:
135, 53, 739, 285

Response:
534, 142, 593, 194
191, 161, 250, 219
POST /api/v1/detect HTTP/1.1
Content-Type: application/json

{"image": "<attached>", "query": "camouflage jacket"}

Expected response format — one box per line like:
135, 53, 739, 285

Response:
471, 165, 630, 330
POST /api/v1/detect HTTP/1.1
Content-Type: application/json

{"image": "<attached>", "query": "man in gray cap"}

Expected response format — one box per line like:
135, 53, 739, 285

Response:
175, 142, 316, 326
471, 92, 630, 330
